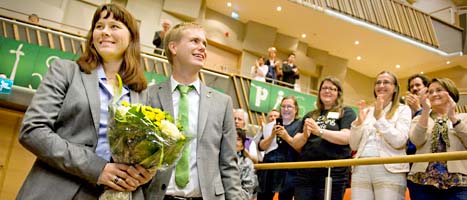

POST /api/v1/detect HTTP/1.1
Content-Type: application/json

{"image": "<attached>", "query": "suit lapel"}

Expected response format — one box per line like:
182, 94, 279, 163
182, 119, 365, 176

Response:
81, 70, 100, 135
158, 81, 175, 117
197, 83, 212, 140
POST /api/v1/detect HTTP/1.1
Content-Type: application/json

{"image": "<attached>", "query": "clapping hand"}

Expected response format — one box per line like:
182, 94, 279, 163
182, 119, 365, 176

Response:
355, 100, 369, 126
374, 95, 384, 120
418, 88, 430, 110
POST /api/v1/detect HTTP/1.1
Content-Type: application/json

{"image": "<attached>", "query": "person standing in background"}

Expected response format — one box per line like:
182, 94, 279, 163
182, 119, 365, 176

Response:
265, 47, 281, 84
147, 22, 242, 200
152, 19, 172, 54
407, 78, 467, 200
405, 73, 430, 156
280, 53, 299, 89
257, 96, 301, 200
28, 13, 39, 24
251, 56, 269, 82
290, 77, 356, 200
17, 4, 155, 199
349, 71, 411, 200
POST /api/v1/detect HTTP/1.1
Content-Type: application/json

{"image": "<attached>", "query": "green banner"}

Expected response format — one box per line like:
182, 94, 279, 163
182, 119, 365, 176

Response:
0, 37, 79, 90
249, 80, 317, 117
0, 37, 170, 90
144, 72, 168, 85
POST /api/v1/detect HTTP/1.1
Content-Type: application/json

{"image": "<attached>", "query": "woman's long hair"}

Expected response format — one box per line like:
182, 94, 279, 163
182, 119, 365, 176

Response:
77, 3, 146, 92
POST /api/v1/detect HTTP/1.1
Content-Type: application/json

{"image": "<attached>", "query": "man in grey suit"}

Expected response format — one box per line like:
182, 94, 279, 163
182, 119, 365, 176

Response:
147, 22, 242, 200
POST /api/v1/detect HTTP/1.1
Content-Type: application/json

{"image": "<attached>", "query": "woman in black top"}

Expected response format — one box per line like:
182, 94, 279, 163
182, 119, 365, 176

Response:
290, 76, 356, 200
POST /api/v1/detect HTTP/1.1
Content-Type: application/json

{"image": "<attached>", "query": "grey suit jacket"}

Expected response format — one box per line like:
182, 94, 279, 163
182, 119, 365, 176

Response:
17, 59, 154, 200
146, 80, 242, 200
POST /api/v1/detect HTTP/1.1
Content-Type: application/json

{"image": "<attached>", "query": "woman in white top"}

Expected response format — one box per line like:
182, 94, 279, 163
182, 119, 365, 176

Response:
251, 56, 269, 82
349, 71, 411, 200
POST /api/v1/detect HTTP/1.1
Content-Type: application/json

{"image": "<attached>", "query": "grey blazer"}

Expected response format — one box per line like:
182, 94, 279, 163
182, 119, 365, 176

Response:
145, 80, 242, 200
17, 59, 154, 199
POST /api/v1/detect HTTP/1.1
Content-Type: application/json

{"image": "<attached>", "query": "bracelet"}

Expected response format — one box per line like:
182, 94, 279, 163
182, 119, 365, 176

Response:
318, 129, 324, 137
453, 119, 461, 127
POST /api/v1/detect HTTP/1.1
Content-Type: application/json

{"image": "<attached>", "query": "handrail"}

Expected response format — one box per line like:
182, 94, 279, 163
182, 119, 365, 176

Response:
254, 151, 467, 170
291, 0, 441, 47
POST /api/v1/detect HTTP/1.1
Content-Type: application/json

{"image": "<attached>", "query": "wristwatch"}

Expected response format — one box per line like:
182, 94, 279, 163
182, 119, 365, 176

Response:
318, 129, 324, 137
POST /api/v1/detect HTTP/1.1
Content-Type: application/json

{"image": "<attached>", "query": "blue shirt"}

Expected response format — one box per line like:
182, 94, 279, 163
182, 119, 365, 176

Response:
95, 66, 130, 161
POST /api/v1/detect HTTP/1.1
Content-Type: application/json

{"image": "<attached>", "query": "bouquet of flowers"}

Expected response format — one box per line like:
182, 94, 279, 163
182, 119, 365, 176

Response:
99, 101, 190, 200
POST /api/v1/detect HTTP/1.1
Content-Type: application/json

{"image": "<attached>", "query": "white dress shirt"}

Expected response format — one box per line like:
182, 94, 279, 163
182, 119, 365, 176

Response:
166, 76, 202, 197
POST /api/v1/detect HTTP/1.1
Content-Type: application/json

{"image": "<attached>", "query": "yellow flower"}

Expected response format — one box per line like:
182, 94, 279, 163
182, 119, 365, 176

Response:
121, 101, 130, 107
155, 113, 165, 121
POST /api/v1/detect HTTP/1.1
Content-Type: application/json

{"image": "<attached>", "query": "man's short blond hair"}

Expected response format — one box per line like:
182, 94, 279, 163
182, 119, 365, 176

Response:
164, 22, 204, 65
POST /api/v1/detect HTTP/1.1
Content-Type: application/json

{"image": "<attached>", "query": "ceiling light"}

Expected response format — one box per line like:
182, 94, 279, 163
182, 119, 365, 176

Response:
421, 72, 424, 74
276, 6, 282, 11
231, 11, 239, 19
354, 40, 359, 45
227, 2, 232, 7
395, 64, 401, 69
446, 61, 451, 64
301, 34, 306, 38
356, 56, 362, 60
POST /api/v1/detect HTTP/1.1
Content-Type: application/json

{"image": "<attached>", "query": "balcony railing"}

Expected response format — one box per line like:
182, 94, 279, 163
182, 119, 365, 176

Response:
291, 0, 440, 47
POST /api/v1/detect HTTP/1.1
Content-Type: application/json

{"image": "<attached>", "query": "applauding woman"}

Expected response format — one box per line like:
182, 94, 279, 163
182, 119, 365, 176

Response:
257, 96, 302, 200
407, 78, 467, 200
290, 77, 356, 200
17, 4, 155, 199
349, 71, 411, 199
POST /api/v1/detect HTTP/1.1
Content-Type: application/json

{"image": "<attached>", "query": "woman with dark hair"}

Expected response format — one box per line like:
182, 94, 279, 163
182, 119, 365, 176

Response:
17, 4, 155, 199
257, 96, 302, 200
349, 71, 411, 199
290, 76, 356, 200
407, 78, 467, 200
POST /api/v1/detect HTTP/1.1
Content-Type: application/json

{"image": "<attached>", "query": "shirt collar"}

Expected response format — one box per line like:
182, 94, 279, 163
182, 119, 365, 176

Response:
96, 64, 129, 91
170, 75, 201, 94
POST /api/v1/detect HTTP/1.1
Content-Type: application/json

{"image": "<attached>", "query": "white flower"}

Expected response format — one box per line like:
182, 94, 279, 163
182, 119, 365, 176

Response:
160, 120, 182, 140
116, 106, 130, 118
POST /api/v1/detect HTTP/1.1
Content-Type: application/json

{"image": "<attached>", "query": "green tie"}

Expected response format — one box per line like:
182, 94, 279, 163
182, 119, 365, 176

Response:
175, 84, 193, 188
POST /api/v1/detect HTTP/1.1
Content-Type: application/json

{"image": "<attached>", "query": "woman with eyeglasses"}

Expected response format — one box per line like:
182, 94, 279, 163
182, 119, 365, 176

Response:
349, 71, 411, 199
257, 96, 302, 200
407, 78, 467, 200
289, 77, 356, 200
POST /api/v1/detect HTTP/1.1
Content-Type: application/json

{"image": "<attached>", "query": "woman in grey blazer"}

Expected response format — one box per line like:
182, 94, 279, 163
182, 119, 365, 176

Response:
17, 4, 156, 199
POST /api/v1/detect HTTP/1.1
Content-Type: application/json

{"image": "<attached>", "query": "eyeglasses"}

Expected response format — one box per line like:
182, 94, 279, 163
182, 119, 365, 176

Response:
321, 86, 338, 92
280, 105, 295, 110
375, 80, 393, 86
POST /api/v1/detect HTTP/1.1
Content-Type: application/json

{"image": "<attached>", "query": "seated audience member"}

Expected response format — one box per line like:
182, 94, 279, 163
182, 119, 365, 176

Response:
290, 77, 356, 200
349, 71, 411, 200
237, 128, 259, 200
281, 53, 299, 89
257, 96, 301, 200
251, 56, 269, 82
407, 78, 467, 200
